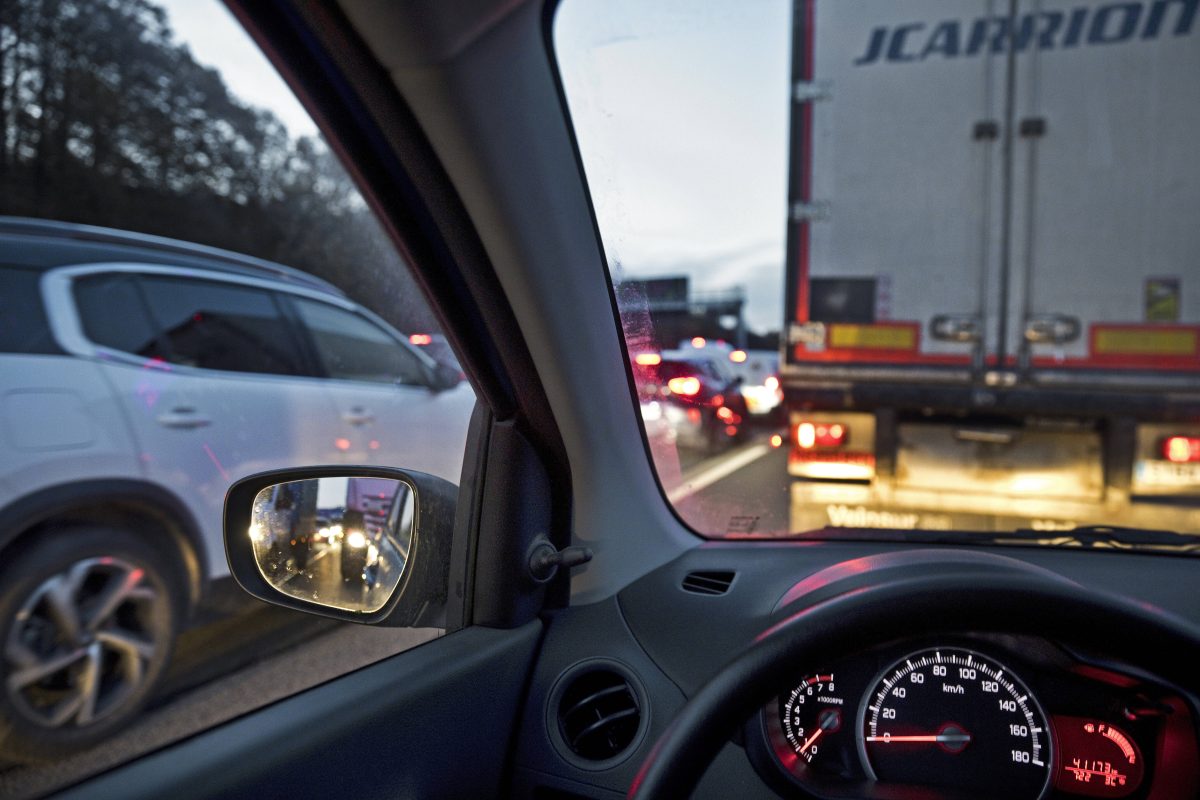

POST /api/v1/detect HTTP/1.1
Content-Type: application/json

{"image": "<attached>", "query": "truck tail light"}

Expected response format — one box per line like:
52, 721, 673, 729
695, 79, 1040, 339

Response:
667, 376, 701, 397
1163, 436, 1200, 463
795, 421, 848, 450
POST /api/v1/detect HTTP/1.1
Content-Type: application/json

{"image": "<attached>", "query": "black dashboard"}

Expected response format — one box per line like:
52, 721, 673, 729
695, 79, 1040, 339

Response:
512, 541, 1200, 799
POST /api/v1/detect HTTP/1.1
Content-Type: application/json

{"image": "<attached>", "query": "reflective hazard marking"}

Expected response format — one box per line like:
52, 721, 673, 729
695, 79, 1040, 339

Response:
828, 323, 917, 350
1092, 326, 1198, 357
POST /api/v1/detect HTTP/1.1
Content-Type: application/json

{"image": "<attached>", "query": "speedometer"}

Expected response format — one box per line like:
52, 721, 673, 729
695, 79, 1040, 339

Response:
861, 647, 1052, 799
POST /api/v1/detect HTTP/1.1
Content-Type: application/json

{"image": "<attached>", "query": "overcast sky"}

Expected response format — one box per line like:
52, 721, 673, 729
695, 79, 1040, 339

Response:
158, 0, 790, 333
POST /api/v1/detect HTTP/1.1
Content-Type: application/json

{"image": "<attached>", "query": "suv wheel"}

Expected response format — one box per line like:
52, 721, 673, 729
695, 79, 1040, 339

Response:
0, 527, 182, 762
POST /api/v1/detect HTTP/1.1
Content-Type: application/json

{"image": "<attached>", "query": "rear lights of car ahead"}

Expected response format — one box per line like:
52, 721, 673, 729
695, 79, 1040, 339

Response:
409, 333, 433, 345
1163, 436, 1200, 463
667, 376, 701, 397
634, 353, 662, 366
795, 421, 847, 450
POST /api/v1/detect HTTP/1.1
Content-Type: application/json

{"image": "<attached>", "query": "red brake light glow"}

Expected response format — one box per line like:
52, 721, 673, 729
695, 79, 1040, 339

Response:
635, 353, 662, 366
795, 421, 848, 450
1163, 436, 1200, 463
667, 376, 702, 397
409, 333, 432, 345
691, 336, 706, 348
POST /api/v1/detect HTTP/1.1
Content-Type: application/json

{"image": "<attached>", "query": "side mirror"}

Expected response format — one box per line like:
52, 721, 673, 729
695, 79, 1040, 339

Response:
224, 467, 456, 626
430, 361, 463, 392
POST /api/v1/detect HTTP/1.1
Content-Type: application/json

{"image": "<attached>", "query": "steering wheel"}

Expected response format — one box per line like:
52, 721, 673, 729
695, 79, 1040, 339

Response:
628, 551, 1200, 799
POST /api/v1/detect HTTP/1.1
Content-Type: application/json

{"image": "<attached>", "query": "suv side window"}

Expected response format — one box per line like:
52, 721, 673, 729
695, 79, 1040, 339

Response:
138, 275, 306, 376
293, 296, 427, 386
0, 266, 61, 354
73, 273, 164, 358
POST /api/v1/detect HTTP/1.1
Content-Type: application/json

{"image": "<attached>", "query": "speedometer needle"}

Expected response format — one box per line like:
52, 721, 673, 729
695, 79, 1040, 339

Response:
865, 734, 972, 743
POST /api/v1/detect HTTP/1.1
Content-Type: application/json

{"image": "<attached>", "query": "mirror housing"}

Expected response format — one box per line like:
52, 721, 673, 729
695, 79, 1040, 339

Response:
431, 362, 463, 392
224, 466, 456, 626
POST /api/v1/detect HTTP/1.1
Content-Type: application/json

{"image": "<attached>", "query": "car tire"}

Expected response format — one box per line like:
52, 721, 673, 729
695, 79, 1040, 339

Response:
0, 526, 183, 763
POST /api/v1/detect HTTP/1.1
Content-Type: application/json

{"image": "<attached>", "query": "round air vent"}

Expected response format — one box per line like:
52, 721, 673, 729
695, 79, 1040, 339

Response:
551, 661, 646, 768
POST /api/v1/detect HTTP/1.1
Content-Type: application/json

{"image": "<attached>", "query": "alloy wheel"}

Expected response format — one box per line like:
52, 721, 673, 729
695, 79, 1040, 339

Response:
4, 557, 164, 729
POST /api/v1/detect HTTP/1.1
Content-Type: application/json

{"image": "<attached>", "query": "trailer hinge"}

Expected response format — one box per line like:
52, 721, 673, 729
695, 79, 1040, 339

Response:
790, 201, 831, 222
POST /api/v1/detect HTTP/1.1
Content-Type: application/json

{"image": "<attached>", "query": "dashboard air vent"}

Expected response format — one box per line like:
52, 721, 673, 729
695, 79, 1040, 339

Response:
557, 668, 641, 762
681, 570, 736, 596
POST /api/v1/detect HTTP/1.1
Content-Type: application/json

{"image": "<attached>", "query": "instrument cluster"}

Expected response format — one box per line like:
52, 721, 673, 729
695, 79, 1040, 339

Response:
751, 635, 1199, 799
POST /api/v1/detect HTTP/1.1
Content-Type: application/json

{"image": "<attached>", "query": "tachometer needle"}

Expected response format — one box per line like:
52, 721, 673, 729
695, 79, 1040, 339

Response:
798, 727, 824, 754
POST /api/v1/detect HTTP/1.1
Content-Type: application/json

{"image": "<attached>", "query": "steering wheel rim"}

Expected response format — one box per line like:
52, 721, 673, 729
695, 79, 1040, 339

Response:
628, 554, 1200, 799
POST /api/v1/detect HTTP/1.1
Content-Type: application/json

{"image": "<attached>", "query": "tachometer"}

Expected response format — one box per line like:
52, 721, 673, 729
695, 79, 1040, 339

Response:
781, 674, 846, 768
861, 647, 1052, 799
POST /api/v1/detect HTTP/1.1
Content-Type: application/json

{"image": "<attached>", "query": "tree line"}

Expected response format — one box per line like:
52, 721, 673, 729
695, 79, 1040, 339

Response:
0, 0, 437, 333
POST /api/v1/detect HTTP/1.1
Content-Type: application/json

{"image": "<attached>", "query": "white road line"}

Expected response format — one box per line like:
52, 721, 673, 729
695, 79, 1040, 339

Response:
667, 443, 772, 503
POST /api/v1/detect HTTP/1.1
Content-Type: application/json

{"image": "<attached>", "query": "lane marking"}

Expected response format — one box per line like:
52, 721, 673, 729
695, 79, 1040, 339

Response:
667, 443, 773, 503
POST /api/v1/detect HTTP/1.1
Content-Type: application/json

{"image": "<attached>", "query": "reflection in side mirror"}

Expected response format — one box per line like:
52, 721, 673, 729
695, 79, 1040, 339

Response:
248, 477, 414, 614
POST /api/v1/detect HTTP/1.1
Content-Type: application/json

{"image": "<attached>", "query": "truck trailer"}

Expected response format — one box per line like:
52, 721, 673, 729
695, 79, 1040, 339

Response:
781, 0, 1200, 535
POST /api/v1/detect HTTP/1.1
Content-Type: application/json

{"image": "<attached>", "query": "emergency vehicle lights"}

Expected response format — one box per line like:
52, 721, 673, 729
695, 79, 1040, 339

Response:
1163, 436, 1200, 463
795, 422, 848, 449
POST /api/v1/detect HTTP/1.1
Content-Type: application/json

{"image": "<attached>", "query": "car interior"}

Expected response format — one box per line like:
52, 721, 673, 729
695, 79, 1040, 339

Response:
46, 1, 1200, 799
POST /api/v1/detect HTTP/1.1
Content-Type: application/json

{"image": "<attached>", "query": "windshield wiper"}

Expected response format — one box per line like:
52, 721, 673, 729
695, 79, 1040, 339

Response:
788, 524, 1200, 554
1001, 525, 1200, 552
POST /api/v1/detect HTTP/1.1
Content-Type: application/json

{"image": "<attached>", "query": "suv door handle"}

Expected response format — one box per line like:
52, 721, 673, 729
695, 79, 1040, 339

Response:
342, 408, 375, 426
156, 408, 212, 429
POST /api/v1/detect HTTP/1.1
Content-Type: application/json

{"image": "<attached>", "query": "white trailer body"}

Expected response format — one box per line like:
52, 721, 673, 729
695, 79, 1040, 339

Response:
782, 0, 1200, 533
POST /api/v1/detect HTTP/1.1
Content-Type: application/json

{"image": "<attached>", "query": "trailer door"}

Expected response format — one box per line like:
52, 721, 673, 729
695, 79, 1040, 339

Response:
787, 0, 1006, 381
1009, 0, 1200, 387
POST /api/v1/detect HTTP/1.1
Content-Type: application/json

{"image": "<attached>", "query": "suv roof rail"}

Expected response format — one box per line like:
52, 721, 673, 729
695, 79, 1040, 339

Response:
0, 216, 344, 296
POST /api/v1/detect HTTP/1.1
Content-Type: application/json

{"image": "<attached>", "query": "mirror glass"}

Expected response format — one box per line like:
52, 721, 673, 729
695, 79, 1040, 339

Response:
248, 477, 414, 613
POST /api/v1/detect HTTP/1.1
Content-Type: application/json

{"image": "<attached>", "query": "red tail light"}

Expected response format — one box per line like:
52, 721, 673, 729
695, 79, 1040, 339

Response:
667, 376, 701, 396
409, 333, 432, 345
795, 421, 848, 450
1163, 436, 1200, 463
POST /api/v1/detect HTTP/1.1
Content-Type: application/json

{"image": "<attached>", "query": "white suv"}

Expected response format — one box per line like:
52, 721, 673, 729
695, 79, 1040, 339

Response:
0, 217, 474, 759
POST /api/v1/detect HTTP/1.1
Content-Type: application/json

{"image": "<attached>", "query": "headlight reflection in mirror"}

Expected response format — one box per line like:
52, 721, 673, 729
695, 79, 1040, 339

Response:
249, 476, 414, 613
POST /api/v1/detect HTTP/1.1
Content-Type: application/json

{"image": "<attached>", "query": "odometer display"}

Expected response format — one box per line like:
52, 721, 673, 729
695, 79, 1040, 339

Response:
862, 648, 1051, 799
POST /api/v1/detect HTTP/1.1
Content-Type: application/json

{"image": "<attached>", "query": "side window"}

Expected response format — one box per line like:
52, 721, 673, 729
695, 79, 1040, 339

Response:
138, 276, 306, 376
0, 266, 60, 354
0, 0, 474, 790
293, 296, 427, 386
73, 273, 163, 358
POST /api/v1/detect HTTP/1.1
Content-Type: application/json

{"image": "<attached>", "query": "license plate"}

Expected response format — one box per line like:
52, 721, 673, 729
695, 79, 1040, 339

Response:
1136, 460, 1200, 488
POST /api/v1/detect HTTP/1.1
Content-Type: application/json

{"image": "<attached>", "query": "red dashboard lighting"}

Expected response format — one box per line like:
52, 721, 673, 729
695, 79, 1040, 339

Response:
1053, 716, 1144, 798
1163, 436, 1200, 463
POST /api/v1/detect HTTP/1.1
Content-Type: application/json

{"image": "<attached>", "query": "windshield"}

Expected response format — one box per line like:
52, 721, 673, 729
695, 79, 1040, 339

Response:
554, 0, 1200, 551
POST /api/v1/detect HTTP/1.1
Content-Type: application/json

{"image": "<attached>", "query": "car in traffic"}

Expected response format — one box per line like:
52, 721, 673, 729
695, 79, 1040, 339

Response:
0, 217, 474, 758
15, 1, 1200, 799
632, 352, 749, 453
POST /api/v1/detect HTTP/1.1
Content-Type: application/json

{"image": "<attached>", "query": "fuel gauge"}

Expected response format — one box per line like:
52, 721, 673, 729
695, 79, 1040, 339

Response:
1054, 717, 1145, 798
